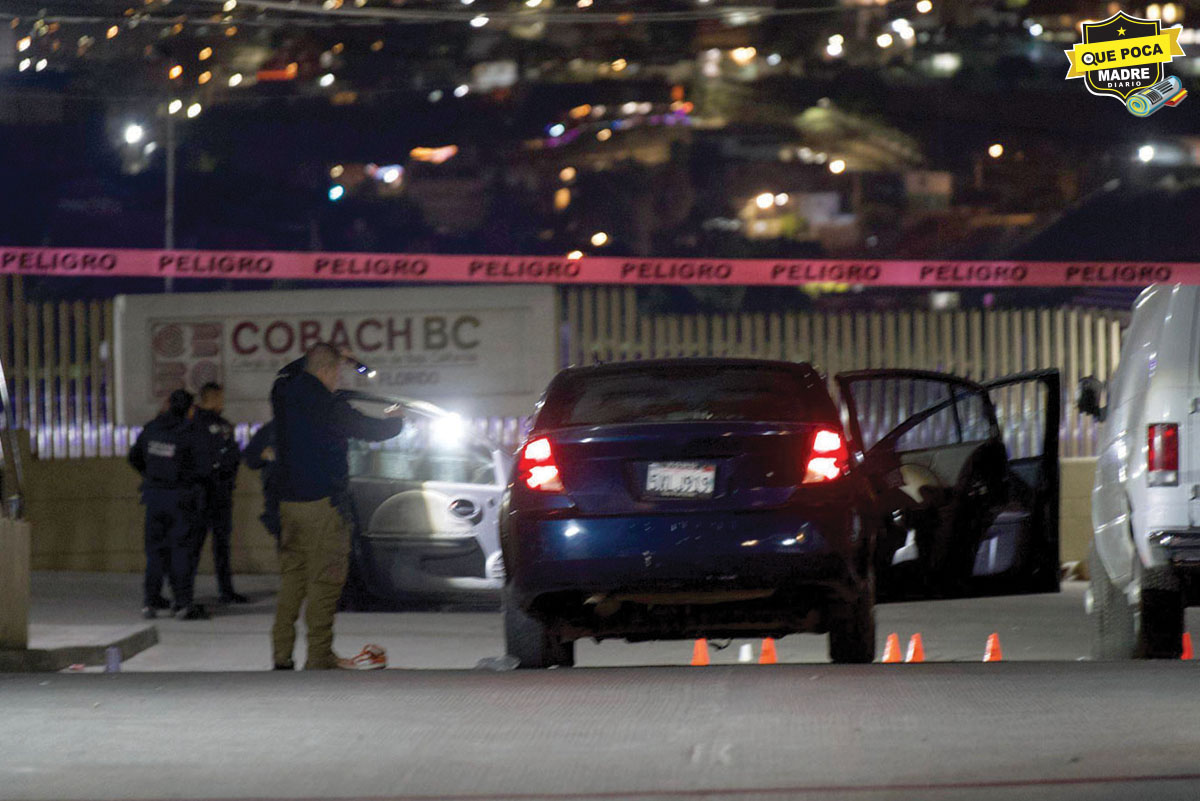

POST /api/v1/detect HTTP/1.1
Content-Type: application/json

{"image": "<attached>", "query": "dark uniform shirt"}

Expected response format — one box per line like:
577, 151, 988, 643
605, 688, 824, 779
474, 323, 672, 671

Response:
128, 413, 206, 493
270, 367, 403, 502
195, 408, 240, 491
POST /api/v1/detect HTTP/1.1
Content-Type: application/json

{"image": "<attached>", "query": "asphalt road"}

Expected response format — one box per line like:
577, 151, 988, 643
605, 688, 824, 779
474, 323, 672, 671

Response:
7, 573, 1200, 801
3, 663, 1200, 801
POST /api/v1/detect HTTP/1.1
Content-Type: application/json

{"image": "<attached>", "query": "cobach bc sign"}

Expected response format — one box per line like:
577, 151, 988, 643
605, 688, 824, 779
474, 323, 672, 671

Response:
114, 286, 557, 425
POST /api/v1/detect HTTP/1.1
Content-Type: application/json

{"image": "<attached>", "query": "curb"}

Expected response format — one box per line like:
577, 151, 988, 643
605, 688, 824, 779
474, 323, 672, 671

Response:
0, 624, 159, 672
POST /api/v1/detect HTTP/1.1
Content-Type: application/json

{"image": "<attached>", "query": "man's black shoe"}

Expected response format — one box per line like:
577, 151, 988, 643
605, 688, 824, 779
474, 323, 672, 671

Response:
148, 596, 172, 610
175, 604, 210, 621
141, 607, 157, 620
273, 661, 295, 671
219, 592, 250, 604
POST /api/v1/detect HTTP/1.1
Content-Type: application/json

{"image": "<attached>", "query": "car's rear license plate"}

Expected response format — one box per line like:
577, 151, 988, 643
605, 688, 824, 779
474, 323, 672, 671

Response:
645, 462, 716, 498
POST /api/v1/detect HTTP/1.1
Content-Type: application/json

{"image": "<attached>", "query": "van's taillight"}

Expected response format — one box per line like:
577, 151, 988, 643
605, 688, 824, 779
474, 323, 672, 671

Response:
518, 437, 564, 492
1148, 423, 1179, 487
803, 428, 849, 484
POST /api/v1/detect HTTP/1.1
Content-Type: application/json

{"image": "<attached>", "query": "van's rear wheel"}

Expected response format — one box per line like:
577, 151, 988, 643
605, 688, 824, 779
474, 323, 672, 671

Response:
1136, 568, 1184, 660
1090, 546, 1184, 660
503, 586, 575, 669
1089, 545, 1136, 660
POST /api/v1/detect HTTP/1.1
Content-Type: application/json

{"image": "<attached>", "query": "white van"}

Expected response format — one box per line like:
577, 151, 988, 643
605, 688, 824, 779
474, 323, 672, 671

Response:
1080, 283, 1199, 659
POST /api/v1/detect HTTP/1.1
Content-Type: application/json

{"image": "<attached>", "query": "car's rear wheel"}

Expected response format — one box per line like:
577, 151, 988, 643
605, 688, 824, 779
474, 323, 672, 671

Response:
503, 586, 575, 669
828, 574, 876, 664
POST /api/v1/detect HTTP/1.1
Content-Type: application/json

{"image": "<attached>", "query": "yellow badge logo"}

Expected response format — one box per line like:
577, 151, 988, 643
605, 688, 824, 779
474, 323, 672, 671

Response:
1064, 11, 1187, 116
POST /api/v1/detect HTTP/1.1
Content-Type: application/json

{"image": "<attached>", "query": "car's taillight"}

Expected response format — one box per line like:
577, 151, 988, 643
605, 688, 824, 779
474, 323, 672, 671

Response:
518, 437, 564, 492
1148, 423, 1179, 486
803, 428, 848, 484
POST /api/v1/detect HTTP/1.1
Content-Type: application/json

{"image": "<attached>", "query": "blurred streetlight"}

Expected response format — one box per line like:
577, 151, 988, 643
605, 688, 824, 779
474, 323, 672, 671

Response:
731, 47, 757, 66
186, 102, 202, 118
198, 71, 212, 85
1029, 23, 1044, 36
169, 65, 183, 80
548, 123, 566, 137
199, 47, 213, 61
876, 33, 894, 48
567, 250, 584, 260
106, 26, 119, 39
18, 59, 30, 72
596, 129, 612, 141
560, 167, 577, 182
35, 59, 47, 72
124, 123, 145, 145
329, 184, 346, 201
17, 37, 30, 52
829, 159, 847, 174
454, 84, 470, 97
755, 192, 775, 210
470, 14, 489, 27
591, 232, 610, 247
1138, 144, 1156, 163
988, 143, 1004, 159
916, 0, 933, 11
774, 193, 789, 206
228, 73, 243, 87
826, 42, 844, 57
319, 73, 335, 87
829, 34, 845, 45
223, 0, 238, 10
168, 99, 183, 114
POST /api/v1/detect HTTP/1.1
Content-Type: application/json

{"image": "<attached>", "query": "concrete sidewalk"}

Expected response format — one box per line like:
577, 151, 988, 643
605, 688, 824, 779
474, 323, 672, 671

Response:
23, 571, 1166, 671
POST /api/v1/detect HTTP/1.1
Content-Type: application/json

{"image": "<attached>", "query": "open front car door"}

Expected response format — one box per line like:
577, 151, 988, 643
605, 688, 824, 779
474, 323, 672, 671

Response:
836, 369, 1060, 601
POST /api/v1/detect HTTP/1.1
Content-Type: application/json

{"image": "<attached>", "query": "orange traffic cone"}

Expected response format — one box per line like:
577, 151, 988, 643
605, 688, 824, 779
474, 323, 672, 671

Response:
983, 632, 1003, 663
1182, 633, 1194, 661
905, 633, 925, 664
882, 632, 902, 663
691, 638, 710, 666
759, 638, 778, 665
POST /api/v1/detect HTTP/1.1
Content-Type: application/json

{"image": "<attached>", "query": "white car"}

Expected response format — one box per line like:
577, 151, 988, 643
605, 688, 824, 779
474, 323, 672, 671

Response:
339, 391, 511, 608
1080, 283, 1198, 658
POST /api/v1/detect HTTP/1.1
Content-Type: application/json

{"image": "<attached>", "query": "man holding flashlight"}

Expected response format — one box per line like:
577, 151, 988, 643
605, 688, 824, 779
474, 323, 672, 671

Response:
269, 342, 404, 671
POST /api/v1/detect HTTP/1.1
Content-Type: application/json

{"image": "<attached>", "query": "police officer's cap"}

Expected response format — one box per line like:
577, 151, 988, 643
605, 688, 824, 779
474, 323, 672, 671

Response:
167, 389, 194, 417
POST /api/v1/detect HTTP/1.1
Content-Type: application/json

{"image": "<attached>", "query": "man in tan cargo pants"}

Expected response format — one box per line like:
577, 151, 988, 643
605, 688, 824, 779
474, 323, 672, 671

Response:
268, 343, 403, 670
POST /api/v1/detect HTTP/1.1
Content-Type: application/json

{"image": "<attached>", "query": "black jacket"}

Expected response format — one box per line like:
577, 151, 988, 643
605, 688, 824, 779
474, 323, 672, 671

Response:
195, 408, 241, 489
270, 367, 403, 502
128, 413, 206, 494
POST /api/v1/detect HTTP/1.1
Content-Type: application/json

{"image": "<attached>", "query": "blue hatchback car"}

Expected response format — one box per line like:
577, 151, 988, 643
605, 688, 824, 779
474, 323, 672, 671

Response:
501, 359, 1062, 668
501, 358, 880, 667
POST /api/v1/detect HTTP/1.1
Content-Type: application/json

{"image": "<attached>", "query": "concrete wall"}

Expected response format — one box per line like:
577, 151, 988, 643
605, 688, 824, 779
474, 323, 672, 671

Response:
0, 518, 31, 649
1059, 458, 1097, 571
14, 434, 278, 575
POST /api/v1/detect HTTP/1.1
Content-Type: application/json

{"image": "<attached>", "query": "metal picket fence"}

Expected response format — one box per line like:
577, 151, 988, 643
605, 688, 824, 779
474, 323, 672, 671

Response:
0, 277, 1127, 459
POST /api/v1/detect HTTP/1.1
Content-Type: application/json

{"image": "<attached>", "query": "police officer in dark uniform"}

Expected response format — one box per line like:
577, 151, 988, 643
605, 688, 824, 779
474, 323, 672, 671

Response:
193, 382, 247, 603
128, 389, 209, 620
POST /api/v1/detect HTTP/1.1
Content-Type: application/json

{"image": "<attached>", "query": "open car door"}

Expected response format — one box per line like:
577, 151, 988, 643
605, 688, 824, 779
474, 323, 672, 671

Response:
981, 370, 1061, 594
835, 369, 1059, 600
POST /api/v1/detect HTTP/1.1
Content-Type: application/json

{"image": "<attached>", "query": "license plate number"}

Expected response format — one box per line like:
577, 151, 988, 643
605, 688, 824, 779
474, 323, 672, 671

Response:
646, 462, 716, 498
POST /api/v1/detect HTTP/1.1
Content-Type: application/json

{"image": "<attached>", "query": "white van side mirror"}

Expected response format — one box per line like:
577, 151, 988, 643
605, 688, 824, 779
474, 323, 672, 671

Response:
1077, 376, 1106, 421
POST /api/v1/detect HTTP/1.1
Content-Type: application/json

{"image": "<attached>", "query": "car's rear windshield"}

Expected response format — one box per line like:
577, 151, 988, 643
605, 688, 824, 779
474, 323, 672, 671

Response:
538, 364, 833, 428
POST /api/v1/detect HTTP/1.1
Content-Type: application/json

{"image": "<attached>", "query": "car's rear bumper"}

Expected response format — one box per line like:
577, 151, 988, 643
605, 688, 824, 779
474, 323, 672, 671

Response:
506, 492, 869, 603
